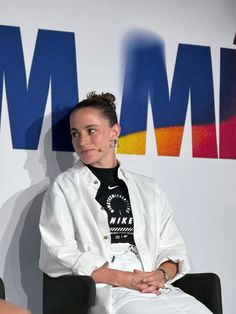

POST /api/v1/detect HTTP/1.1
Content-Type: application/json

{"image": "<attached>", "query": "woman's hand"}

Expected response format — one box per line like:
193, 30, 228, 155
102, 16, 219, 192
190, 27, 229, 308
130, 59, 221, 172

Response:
91, 267, 162, 293
91, 260, 177, 293
115, 269, 165, 294
133, 269, 165, 294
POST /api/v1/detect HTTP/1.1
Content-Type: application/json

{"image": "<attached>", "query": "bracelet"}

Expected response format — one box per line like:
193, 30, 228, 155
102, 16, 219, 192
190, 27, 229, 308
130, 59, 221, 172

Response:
157, 268, 169, 283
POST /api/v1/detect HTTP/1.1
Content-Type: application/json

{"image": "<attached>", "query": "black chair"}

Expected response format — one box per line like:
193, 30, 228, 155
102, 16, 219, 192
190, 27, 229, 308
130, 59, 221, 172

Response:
43, 272, 223, 314
43, 274, 96, 314
0, 277, 5, 300
173, 273, 223, 314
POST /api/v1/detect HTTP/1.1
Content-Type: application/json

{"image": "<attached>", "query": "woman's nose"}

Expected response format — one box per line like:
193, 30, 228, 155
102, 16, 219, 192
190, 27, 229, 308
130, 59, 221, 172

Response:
77, 134, 89, 146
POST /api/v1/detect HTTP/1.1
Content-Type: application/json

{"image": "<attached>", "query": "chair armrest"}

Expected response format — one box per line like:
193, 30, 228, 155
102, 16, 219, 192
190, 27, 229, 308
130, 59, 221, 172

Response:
0, 277, 5, 299
43, 273, 96, 314
173, 273, 223, 314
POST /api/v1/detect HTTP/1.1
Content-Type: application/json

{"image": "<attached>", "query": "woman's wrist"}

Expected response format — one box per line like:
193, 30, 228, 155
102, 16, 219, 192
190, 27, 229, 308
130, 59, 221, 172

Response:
92, 267, 133, 288
157, 261, 178, 282
115, 270, 133, 288
157, 268, 169, 283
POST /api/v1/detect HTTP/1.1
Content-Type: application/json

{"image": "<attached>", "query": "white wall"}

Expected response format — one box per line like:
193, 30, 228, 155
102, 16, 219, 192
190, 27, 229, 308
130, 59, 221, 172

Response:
0, 1, 235, 313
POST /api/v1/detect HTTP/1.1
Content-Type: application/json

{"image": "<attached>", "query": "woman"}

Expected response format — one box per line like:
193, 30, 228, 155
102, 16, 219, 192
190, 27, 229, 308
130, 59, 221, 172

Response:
39, 92, 212, 314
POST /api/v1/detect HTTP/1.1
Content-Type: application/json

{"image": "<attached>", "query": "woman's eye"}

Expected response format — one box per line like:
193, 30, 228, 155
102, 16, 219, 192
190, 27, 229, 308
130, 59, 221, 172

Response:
71, 131, 79, 138
88, 128, 96, 134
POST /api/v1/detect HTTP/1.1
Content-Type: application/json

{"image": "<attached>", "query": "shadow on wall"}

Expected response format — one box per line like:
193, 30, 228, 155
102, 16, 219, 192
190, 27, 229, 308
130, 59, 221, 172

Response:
2, 116, 74, 314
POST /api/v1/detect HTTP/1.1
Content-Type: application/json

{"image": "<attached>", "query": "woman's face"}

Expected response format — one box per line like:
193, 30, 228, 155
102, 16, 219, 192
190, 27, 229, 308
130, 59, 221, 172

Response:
70, 107, 120, 168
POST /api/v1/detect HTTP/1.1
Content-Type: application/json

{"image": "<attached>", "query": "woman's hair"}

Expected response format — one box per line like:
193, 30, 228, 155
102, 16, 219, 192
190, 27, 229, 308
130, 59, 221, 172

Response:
70, 92, 118, 126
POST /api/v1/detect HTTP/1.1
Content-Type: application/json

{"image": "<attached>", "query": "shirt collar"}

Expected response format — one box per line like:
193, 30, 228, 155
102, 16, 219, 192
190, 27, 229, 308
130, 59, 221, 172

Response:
73, 159, 129, 181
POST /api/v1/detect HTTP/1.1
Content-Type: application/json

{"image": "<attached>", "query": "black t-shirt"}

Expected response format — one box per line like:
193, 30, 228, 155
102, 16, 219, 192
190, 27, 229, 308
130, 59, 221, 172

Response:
87, 164, 135, 244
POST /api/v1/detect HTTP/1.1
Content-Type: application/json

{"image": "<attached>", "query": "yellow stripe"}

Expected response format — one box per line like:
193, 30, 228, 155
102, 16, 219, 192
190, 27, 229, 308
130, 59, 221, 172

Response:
117, 131, 146, 154
117, 126, 184, 156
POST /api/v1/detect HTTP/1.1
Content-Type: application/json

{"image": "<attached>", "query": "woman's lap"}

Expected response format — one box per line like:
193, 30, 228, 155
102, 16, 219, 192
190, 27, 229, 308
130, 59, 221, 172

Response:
113, 287, 213, 314
94, 243, 213, 314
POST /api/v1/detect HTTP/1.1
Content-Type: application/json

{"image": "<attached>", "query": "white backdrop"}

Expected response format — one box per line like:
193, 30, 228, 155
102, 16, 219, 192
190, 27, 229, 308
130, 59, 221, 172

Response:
0, 1, 236, 313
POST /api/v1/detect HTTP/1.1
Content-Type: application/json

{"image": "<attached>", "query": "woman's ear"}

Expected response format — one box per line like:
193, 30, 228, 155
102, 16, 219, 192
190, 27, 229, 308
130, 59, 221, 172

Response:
111, 124, 121, 139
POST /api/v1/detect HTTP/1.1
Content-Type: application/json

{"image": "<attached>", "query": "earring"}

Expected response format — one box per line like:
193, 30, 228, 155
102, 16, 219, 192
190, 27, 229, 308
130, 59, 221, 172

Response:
110, 138, 119, 148
114, 138, 119, 148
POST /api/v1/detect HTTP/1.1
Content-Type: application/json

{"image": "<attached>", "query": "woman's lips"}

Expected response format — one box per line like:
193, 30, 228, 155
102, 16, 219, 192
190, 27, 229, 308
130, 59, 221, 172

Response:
80, 148, 95, 154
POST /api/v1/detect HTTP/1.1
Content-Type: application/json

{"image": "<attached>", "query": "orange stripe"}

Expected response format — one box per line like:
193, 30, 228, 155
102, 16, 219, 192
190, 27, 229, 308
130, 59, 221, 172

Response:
118, 124, 218, 157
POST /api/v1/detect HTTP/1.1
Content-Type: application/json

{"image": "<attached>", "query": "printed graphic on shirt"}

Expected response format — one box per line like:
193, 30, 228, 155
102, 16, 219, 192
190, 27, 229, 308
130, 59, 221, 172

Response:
108, 185, 119, 190
87, 164, 135, 244
106, 192, 133, 241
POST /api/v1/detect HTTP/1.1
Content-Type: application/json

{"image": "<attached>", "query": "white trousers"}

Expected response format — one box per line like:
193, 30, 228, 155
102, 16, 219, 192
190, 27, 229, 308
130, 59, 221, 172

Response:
91, 243, 213, 314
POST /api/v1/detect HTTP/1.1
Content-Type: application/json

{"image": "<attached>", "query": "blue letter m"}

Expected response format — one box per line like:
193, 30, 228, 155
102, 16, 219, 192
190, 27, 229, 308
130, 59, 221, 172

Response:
0, 25, 78, 151
118, 31, 218, 158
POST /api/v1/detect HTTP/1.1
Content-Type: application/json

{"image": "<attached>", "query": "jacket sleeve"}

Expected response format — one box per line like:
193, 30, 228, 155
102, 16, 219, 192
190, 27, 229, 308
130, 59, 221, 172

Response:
39, 181, 108, 277
155, 185, 190, 283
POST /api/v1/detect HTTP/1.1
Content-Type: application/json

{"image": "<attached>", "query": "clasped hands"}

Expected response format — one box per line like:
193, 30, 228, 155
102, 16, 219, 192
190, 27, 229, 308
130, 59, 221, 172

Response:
125, 269, 165, 294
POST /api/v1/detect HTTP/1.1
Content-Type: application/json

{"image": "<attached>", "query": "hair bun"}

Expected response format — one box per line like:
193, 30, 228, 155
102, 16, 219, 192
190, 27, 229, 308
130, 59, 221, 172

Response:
73, 91, 118, 126
87, 91, 116, 110
101, 93, 116, 110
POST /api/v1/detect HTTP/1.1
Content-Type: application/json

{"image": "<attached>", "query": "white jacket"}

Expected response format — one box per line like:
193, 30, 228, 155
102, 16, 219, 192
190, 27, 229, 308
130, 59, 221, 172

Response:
39, 160, 189, 281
